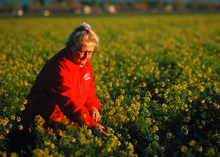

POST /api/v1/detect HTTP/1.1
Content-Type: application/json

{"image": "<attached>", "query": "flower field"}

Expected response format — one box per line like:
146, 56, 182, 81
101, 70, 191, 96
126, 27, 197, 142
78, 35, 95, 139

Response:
0, 13, 220, 157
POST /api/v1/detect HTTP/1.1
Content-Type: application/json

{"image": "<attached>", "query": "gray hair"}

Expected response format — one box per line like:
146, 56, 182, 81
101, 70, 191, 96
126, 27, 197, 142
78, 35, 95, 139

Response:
66, 25, 99, 49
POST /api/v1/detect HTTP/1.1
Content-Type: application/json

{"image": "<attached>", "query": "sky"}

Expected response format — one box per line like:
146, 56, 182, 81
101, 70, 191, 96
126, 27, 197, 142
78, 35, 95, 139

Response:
0, 0, 219, 6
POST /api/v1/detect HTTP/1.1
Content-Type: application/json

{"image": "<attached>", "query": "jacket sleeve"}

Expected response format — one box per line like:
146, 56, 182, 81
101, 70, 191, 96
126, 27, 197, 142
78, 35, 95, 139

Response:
84, 62, 101, 112
43, 60, 96, 127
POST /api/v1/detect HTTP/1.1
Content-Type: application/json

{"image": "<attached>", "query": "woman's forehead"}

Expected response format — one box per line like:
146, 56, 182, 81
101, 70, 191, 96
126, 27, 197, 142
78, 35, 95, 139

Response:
81, 42, 95, 50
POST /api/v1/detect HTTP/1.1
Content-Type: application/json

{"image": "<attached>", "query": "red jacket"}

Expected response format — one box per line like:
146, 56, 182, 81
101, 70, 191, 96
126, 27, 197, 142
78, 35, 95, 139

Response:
21, 46, 101, 134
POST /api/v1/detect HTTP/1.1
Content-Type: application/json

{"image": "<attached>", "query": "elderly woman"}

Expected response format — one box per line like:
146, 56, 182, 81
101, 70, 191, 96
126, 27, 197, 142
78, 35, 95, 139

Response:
21, 23, 106, 137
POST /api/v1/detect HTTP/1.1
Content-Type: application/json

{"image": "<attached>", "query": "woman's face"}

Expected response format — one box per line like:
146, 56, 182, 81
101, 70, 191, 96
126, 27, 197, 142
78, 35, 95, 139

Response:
71, 42, 95, 65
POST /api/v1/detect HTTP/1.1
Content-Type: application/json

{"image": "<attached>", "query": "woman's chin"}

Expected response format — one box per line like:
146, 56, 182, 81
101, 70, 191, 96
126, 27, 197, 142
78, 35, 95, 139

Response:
78, 59, 87, 65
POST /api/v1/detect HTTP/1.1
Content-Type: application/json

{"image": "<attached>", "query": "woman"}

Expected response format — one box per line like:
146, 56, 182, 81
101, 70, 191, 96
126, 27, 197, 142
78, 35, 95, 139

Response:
21, 22, 106, 137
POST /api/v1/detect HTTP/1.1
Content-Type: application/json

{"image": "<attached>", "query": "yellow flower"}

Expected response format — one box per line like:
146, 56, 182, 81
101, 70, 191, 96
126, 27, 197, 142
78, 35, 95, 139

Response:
188, 90, 192, 95
3, 117, 9, 126
44, 140, 51, 146
17, 117, 21, 122
155, 88, 159, 94
166, 133, 172, 139
11, 115, 15, 120
200, 86, 205, 92
142, 82, 147, 87
116, 82, 120, 87
87, 129, 92, 136
154, 135, 159, 141
6, 129, 9, 134
32, 149, 44, 156
3, 107, 7, 112
145, 118, 151, 124
0, 135, 4, 140
10, 152, 18, 157
59, 130, 63, 136
23, 99, 28, 104
9, 124, 13, 129
107, 147, 111, 152
72, 138, 76, 143
198, 125, 203, 129
152, 125, 159, 133
181, 145, 188, 152
0, 151, 7, 157
20, 105, 25, 111
188, 97, 193, 103
127, 142, 134, 150
98, 140, 102, 147
189, 140, 197, 146
144, 97, 151, 102
207, 148, 215, 156
50, 143, 55, 149
19, 125, 23, 130
181, 126, 188, 135
198, 146, 202, 152
184, 116, 191, 123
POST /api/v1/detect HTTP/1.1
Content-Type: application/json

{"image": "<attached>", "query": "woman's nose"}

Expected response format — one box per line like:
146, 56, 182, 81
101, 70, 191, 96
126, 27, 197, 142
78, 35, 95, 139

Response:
85, 52, 90, 58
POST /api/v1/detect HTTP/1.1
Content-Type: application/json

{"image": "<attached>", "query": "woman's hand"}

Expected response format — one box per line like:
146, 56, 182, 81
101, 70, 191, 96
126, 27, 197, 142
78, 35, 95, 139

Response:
89, 107, 101, 122
93, 123, 107, 135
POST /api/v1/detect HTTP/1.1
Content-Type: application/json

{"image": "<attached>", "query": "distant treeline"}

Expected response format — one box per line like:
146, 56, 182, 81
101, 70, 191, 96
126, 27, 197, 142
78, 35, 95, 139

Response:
0, 0, 220, 16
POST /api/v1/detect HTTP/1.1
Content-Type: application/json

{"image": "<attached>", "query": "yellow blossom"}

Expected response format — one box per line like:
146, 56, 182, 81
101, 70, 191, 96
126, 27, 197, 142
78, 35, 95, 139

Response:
189, 140, 197, 146
0, 135, 4, 140
6, 129, 9, 134
20, 105, 25, 111
207, 148, 215, 156
152, 125, 159, 133
11, 115, 15, 120
10, 152, 18, 157
44, 140, 51, 146
17, 117, 21, 122
198, 146, 202, 152
50, 143, 55, 149
181, 145, 188, 152
166, 133, 172, 139
154, 135, 159, 141
200, 86, 205, 92
155, 88, 159, 94
19, 125, 23, 130
181, 126, 188, 135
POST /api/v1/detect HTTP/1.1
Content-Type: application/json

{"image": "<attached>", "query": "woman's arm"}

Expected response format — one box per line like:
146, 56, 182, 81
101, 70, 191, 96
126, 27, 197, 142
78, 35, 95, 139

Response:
43, 60, 97, 127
